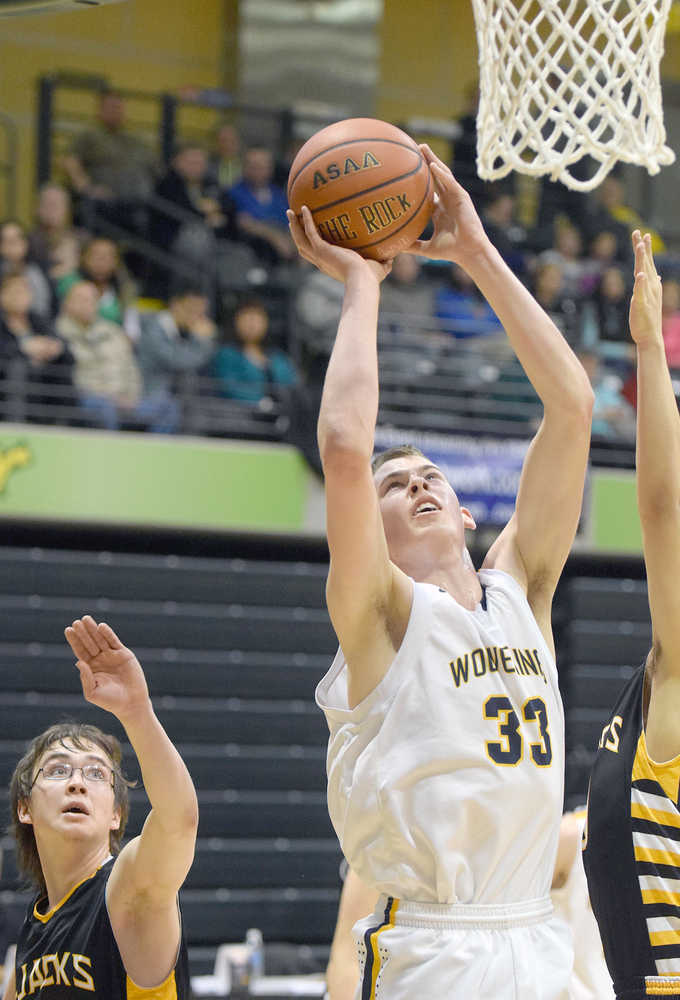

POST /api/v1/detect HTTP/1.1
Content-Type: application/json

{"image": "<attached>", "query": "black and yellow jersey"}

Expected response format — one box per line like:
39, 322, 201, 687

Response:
583, 663, 680, 1000
14, 857, 190, 999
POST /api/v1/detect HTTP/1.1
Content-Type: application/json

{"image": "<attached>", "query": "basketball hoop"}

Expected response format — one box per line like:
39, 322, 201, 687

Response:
471, 0, 676, 191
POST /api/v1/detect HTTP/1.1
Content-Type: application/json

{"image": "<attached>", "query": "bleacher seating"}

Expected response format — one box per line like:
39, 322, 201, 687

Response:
0, 545, 340, 977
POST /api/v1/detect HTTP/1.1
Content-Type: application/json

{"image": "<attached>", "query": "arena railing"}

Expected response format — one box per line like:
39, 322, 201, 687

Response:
0, 334, 637, 470
35, 70, 323, 191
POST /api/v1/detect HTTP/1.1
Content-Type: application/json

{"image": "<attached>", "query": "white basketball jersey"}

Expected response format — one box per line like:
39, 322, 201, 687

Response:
551, 812, 615, 1000
316, 568, 565, 904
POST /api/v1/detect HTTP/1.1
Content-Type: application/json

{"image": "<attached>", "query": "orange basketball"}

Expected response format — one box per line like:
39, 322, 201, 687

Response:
287, 118, 434, 262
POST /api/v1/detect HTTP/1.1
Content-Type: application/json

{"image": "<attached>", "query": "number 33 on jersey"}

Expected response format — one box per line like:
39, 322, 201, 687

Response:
484, 695, 553, 767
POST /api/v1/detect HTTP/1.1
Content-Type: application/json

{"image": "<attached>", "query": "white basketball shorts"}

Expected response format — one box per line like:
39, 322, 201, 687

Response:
353, 895, 573, 1000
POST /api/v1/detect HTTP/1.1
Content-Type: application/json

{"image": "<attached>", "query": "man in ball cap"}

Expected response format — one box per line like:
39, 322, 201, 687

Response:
287, 144, 593, 999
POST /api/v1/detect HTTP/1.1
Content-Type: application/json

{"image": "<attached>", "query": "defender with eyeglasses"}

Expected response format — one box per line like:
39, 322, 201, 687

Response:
3, 614, 198, 1000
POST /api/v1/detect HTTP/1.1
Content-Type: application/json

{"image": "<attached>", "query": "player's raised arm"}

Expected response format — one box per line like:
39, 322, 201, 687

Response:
287, 208, 410, 706
64, 616, 198, 989
629, 231, 680, 761
411, 146, 593, 639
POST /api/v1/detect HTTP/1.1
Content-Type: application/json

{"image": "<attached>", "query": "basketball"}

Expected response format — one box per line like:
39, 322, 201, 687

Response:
287, 118, 434, 262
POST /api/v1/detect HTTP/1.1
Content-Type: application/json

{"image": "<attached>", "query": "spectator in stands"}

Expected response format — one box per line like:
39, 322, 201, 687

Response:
207, 121, 242, 192
661, 278, 680, 368
435, 262, 504, 338
583, 173, 662, 266
229, 146, 295, 265
28, 183, 84, 283
480, 186, 528, 277
136, 281, 216, 425
62, 87, 156, 231
58, 236, 138, 335
378, 254, 439, 339
531, 259, 582, 348
56, 280, 168, 432
0, 274, 73, 419
212, 296, 297, 403
579, 229, 621, 298
578, 348, 636, 441
537, 222, 597, 299
581, 265, 634, 370
150, 142, 235, 277
0, 220, 54, 322
599, 175, 665, 254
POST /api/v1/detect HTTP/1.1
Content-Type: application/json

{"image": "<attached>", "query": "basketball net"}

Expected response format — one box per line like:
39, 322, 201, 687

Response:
471, 0, 676, 191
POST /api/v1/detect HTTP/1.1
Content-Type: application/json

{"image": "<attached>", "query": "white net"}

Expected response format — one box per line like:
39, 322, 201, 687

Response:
471, 0, 676, 191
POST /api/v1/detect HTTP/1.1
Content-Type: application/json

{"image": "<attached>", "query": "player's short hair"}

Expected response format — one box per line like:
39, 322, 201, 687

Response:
9, 722, 133, 891
371, 444, 427, 475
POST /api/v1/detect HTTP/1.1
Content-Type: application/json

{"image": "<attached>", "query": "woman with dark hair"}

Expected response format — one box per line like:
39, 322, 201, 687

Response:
3, 615, 198, 1000
212, 296, 298, 403
57, 236, 137, 333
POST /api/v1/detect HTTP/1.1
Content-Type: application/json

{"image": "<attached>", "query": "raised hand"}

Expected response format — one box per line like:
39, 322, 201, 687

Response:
65, 616, 150, 724
404, 145, 488, 266
629, 230, 663, 349
287, 205, 391, 285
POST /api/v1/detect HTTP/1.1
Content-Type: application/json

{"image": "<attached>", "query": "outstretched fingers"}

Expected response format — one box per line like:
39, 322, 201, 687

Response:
65, 619, 97, 661
97, 621, 124, 650
65, 615, 123, 664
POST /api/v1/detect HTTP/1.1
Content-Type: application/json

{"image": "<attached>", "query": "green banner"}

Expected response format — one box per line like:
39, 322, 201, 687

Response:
0, 424, 313, 534
590, 469, 642, 554
0, 424, 645, 553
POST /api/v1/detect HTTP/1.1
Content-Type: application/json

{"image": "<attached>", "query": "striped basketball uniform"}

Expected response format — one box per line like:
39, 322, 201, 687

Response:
316, 569, 571, 999
551, 810, 614, 1000
583, 663, 680, 1000
13, 857, 190, 999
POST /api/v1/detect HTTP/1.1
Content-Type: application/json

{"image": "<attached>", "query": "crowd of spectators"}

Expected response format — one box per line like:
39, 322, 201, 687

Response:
1, 84, 679, 461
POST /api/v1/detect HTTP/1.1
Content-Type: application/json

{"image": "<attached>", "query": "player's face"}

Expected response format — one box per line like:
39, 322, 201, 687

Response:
375, 455, 474, 557
18, 740, 120, 844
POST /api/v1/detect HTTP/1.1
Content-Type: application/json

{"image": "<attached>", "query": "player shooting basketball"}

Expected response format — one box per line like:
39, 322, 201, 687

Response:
2, 615, 197, 1000
583, 232, 680, 999
287, 145, 593, 998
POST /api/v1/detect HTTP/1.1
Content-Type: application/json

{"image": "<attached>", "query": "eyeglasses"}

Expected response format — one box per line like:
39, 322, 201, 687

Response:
31, 761, 114, 788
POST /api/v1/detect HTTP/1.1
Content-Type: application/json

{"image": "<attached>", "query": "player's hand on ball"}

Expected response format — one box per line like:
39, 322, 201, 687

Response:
287, 207, 392, 285
629, 230, 663, 348
406, 145, 488, 265
65, 616, 150, 723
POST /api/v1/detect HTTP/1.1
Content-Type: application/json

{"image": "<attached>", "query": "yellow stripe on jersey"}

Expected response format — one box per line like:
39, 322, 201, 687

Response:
649, 931, 680, 947
646, 974, 680, 994
632, 800, 680, 829
633, 732, 680, 806
33, 864, 106, 924
642, 890, 680, 906
635, 846, 680, 867
126, 970, 178, 999
367, 898, 399, 1000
